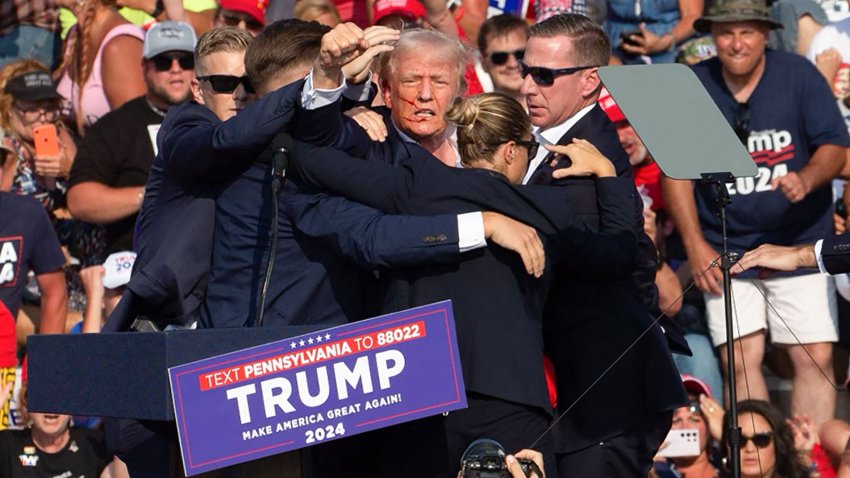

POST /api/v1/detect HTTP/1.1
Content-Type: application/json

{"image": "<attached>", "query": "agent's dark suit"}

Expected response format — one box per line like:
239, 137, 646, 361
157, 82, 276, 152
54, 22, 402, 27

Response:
104, 79, 307, 333
200, 143, 465, 329
822, 234, 850, 273
291, 137, 640, 477
102, 80, 311, 478
529, 104, 686, 476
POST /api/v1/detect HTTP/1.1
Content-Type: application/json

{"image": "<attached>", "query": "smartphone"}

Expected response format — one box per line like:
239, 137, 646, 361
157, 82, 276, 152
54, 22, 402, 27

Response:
657, 428, 701, 458
33, 124, 60, 157
620, 30, 644, 47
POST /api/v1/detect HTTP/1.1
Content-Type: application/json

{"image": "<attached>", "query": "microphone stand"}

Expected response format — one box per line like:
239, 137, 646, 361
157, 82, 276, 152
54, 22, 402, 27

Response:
254, 147, 288, 328
701, 172, 741, 478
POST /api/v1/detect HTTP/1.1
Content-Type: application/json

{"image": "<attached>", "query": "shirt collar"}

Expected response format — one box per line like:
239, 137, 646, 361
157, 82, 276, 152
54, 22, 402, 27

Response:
393, 121, 462, 167
522, 103, 596, 184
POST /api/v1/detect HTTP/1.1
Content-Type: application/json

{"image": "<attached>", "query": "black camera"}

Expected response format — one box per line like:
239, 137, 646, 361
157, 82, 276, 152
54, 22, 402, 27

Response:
460, 439, 543, 478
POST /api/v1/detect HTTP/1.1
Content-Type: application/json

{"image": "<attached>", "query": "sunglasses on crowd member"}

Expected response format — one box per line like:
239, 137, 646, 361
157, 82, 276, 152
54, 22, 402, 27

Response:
518, 61, 596, 86
218, 11, 264, 33
513, 138, 540, 158
151, 53, 194, 72
741, 432, 773, 449
489, 49, 524, 65
198, 75, 255, 94
733, 101, 750, 145
13, 100, 60, 123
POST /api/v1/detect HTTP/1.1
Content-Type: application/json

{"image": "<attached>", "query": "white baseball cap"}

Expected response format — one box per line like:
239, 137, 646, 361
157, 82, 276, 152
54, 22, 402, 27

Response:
102, 251, 137, 289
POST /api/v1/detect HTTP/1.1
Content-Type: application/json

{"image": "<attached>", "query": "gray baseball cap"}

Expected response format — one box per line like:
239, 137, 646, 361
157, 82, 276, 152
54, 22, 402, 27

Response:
143, 21, 197, 59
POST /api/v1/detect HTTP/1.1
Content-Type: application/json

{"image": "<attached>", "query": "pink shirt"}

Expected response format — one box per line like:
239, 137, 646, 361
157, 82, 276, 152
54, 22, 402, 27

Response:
57, 23, 144, 129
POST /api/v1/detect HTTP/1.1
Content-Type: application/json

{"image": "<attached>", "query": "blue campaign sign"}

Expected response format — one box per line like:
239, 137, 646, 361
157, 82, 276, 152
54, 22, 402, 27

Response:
169, 301, 466, 476
488, 0, 530, 17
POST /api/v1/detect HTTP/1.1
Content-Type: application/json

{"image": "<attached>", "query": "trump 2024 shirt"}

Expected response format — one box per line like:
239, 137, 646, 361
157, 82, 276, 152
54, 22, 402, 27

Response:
692, 50, 850, 277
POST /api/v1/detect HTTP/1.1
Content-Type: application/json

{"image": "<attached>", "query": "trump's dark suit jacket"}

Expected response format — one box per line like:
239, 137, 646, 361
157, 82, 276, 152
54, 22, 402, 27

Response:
529, 104, 686, 453
291, 139, 640, 416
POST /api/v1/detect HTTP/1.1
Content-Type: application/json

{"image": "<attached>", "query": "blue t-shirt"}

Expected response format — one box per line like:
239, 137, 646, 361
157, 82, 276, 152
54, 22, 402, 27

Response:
692, 50, 850, 276
0, 193, 65, 316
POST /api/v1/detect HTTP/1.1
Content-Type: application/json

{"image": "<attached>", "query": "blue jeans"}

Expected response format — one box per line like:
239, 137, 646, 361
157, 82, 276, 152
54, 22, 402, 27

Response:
673, 333, 724, 407
0, 25, 59, 69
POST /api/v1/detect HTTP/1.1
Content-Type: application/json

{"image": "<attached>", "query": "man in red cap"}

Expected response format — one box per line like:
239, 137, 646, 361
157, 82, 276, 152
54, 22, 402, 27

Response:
372, 0, 426, 30
214, 0, 268, 36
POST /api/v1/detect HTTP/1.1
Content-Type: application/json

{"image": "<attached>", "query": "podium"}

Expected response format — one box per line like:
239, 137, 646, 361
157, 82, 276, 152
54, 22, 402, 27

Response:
27, 327, 325, 477
27, 326, 323, 419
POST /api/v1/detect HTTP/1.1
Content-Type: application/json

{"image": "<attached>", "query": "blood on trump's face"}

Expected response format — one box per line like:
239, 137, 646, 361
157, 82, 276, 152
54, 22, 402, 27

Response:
382, 51, 460, 144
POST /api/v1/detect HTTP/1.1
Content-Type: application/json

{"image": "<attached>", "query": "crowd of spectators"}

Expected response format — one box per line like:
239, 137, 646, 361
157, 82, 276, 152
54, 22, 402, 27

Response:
4, 0, 850, 475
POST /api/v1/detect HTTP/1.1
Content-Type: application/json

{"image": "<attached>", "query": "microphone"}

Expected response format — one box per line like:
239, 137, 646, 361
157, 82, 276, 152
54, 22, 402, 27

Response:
271, 133, 294, 190
256, 133, 294, 327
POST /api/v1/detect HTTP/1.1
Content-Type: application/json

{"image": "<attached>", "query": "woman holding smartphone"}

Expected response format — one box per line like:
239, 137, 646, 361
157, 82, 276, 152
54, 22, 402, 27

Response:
0, 60, 76, 205
0, 59, 103, 326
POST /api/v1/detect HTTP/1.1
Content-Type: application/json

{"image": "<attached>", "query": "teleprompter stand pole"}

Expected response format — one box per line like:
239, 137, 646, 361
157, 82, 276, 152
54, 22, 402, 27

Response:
702, 172, 741, 478
597, 63, 760, 478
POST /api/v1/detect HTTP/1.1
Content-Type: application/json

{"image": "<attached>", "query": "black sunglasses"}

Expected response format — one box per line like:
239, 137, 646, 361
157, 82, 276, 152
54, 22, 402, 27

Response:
151, 53, 194, 72
741, 432, 773, 449
198, 75, 255, 94
489, 49, 524, 65
733, 101, 750, 144
513, 138, 540, 158
519, 60, 595, 86
220, 12, 264, 32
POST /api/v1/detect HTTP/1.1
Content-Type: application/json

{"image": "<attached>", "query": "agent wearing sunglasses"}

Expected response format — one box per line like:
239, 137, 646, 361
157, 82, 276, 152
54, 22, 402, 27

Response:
515, 14, 686, 478
67, 21, 196, 255
477, 14, 529, 106
721, 400, 816, 478
96, 28, 265, 478
190, 34, 256, 121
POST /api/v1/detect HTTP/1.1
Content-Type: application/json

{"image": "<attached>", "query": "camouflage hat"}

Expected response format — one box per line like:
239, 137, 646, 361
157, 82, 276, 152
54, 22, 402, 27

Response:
694, 0, 783, 33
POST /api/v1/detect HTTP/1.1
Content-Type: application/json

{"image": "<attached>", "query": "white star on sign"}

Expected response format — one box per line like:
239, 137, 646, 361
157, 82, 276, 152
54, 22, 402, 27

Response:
315, 335, 323, 343
325, 334, 331, 341
290, 342, 296, 349
308, 337, 314, 345
299, 340, 305, 346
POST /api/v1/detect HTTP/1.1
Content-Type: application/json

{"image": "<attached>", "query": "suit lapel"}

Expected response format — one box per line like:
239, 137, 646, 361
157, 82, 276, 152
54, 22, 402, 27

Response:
528, 108, 596, 185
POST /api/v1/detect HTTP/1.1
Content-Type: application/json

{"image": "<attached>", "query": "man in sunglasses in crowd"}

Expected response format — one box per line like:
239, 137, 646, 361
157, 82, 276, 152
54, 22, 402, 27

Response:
515, 13, 685, 478
663, 0, 850, 434
67, 21, 196, 256
477, 13, 529, 107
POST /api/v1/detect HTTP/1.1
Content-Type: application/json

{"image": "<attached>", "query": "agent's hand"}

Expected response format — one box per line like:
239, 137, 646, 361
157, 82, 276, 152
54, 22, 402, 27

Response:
483, 212, 545, 278
549, 139, 616, 179
734, 243, 816, 274
506, 449, 545, 478
345, 106, 388, 142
